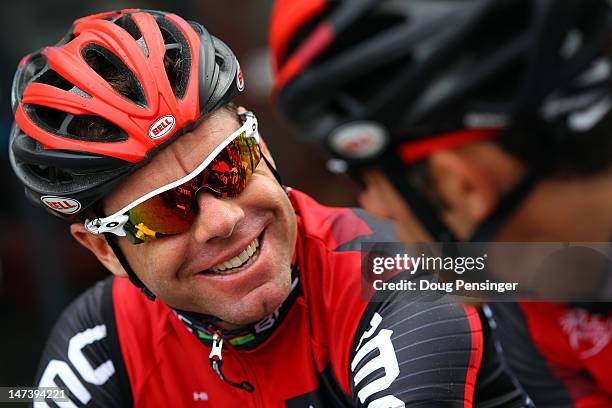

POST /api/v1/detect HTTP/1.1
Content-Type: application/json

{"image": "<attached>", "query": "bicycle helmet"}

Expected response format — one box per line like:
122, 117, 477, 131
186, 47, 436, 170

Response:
10, 8, 245, 219
270, 0, 612, 243
271, 0, 612, 167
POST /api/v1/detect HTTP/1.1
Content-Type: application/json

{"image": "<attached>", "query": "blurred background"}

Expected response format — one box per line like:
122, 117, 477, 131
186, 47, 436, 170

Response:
0, 0, 358, 385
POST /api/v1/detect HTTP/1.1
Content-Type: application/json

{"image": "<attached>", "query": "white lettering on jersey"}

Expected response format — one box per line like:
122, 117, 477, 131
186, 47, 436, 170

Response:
351, 313, 402, 406
355, 312, 382, 351
542, 90, 602, 119
36, 324, 113, 406
368, 395, 406, 408
254, 276, 298, 334
254, 308, 281, 333
560, 309, 612, 358
68, 325, 115, 385
35, 360, 91, 407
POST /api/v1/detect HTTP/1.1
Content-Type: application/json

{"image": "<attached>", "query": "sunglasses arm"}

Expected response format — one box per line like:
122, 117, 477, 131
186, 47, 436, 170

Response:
84, 111, 259, 239
85, 214, 130, 236
239, 111, 259, 143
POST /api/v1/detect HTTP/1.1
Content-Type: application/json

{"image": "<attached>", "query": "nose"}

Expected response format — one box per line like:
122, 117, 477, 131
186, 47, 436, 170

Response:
191, 189, 245, 242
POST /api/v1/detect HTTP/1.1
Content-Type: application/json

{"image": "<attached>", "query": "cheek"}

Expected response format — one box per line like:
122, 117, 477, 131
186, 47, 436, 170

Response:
247, 171, 296, 245
119, 237, 188, 287
246, 166, 289, 213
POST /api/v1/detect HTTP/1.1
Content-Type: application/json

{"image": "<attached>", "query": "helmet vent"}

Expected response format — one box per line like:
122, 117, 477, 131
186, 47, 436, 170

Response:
82, 43, 147, 107
56, 29, 76, 47
27, 163, 73, 184
66, 114, 128, 142
155, 15, 191, 99
113, 14, 149, 57
11, 54, 48, 113
34, 68, 75, 91
24, 104, 128, 143
69, 86, 92, 99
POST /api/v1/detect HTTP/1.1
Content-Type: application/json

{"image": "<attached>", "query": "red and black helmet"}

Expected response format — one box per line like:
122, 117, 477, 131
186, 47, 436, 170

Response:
271, 0, 612, 244
10, 9, 245, 218
270, 0, 612, 167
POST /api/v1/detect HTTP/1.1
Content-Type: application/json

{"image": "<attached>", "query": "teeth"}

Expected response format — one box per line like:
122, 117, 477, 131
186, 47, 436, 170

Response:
210, 237, 259, 273
246, 242, 255, 257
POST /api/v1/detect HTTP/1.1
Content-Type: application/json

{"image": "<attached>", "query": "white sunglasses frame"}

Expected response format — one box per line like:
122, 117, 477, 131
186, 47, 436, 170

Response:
85, 111, 259, 237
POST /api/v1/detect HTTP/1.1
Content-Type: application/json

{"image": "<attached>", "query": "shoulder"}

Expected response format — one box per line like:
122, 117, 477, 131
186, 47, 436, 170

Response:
288, 188, 397, 252
35, 276, 132, 407
289, 189, 402, 395
111, 275, 174, 337
290, 188, 398, 304
349, 277, 484, 407
290, 188, 398, 330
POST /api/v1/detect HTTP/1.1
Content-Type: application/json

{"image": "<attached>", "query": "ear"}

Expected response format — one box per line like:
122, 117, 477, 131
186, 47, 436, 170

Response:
70, 223, 128, 278
428, 150, 498, 238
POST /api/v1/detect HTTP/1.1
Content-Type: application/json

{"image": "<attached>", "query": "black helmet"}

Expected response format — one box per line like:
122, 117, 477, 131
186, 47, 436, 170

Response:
271, 0, 612, 168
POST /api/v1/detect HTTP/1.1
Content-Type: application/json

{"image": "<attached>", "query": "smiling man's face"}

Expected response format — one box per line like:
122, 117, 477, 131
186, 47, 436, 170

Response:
98, 107, 297, 328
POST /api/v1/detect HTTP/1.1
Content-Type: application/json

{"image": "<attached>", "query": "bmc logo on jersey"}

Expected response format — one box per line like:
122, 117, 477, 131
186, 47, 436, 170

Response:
41, 196, 81, 214
38, 325, 115, 406
352, 313, 405, 407
149, 115, 176, 139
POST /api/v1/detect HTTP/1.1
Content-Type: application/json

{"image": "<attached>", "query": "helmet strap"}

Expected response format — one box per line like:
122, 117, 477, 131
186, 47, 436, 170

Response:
467, 168, 542, 242
381, 151, 458, 242
103, 232, 157, 301
260, 149, 285, 187
380, 150, 543, 243
91, 201, 156, 300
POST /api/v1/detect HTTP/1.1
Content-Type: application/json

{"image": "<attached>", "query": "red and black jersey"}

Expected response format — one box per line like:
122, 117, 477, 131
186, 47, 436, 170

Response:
486, 303, 612, 408
35, 189, 528, 407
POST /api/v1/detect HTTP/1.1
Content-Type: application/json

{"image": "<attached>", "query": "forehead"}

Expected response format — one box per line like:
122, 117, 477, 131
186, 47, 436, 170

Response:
104, 108, 241, 214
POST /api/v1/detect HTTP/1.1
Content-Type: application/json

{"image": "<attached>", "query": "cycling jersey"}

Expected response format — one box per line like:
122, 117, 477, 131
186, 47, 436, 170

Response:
35, 188, 529, 407
486, 303, 612, 408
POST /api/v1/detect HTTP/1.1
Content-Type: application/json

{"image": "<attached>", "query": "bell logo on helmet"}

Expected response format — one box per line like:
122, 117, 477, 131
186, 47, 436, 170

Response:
236, 60, 245, 91
149, 115, 176, 139
328, 122, 389, 159
41, 196, 82, 214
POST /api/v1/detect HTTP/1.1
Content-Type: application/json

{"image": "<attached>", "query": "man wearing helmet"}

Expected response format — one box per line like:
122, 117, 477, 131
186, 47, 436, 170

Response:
12, 8, 530, 408
270, 0, 612, 406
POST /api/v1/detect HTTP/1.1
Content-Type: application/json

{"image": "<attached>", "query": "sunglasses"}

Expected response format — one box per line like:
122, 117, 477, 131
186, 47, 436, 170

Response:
85, 111, 261, 244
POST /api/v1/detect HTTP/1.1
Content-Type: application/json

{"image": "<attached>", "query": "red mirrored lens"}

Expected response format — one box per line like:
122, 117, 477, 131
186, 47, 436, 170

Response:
124, 132, 261, 243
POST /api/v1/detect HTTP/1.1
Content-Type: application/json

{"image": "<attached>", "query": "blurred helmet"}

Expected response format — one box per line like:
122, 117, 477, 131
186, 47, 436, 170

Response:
270, 0, 612, 167
10, 9, 244, 218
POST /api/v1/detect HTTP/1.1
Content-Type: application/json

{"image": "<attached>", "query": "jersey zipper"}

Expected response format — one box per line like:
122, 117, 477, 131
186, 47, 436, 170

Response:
208, 331, 254, 392
209, 331, 267, 408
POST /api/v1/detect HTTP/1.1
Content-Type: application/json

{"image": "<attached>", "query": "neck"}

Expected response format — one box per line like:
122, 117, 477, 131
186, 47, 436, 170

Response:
498, 170, 612, 242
